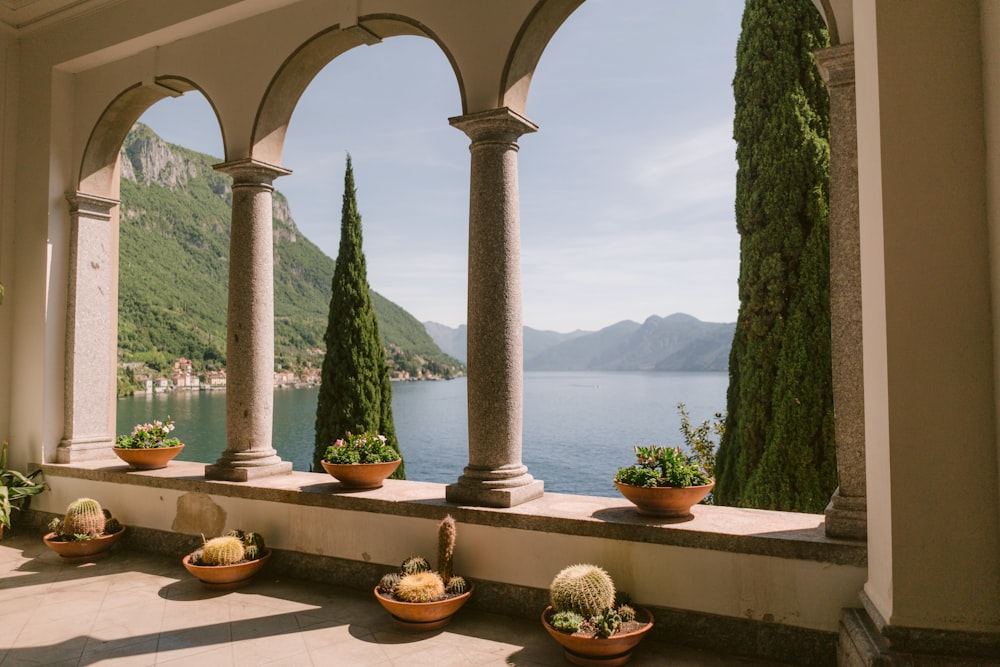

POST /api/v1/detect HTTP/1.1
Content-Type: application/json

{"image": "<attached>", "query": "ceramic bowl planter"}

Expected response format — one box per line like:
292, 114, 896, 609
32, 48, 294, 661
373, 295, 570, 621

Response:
183, 530, 269, 590
542, 605, 653, 666
113, 444, 184, 470
374, 583, 473, 631
43, 526, 125, 563
613, 480, 714, 518
183, 550, 270, 590
44, 497, 125, 563
320, 459, 400, 489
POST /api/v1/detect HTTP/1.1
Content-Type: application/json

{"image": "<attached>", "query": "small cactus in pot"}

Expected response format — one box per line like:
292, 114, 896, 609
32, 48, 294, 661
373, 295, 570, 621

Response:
42, 498, 125, 561
183, 529, 270, 590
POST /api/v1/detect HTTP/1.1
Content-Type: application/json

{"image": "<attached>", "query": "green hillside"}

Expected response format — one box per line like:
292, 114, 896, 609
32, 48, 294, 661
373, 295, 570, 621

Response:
117, 123, 462, 393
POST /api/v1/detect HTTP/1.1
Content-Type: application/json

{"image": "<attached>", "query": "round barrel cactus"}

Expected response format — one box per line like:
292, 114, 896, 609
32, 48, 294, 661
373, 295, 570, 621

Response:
549, 564, 616, 620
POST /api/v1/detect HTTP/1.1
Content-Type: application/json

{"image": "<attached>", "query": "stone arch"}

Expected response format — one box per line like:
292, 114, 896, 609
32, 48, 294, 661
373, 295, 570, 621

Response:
79, 77, 226, 198
252, 15, 462, 166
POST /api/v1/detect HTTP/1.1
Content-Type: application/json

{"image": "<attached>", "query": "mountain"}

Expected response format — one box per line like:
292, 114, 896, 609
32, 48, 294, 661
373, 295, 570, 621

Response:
424, 314, 733, 372
117, 123, 463, 386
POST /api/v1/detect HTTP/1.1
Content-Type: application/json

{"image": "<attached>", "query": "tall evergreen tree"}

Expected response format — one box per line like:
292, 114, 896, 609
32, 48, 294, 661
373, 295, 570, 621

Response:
715, 0, 834, 512
313, 155, 404, 477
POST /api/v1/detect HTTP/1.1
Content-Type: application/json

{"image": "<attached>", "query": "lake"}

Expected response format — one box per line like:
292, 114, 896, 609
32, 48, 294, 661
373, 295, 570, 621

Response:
116, 371, 728, 498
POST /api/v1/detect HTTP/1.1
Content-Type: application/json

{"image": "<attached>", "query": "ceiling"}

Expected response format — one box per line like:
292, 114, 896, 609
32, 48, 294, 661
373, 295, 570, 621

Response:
0, 0, 118, 30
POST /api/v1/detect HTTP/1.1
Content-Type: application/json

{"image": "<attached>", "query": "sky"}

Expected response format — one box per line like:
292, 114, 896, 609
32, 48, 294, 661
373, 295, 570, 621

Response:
137, 0, 745, 333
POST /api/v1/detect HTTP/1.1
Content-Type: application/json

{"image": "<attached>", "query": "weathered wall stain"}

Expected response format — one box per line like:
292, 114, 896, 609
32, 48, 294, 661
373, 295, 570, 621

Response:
171, 493, 226, 536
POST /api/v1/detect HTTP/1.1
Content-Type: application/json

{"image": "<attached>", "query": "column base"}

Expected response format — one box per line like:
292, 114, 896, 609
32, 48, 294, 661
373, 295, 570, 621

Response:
446, 465, 544, 508
839, 595, 1000, 665
824, 488, 867, 540
205, 449, 293, 482
56, 436, 116, 463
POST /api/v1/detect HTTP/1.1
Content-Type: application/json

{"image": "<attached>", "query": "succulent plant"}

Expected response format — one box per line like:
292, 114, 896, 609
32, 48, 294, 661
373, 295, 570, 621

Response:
243, 543, 260, 561
593, 608, 622, 638
617, 604, 636, 623
62, 498, 106, 539
394, 571, 445, 602
227, 529, 246, 541
378, 572, 401, 595
401, 555, 430, 575
201, 535, 245, 566
47, 517, 63, 534
550, 610, 584, 633
445, 575, 467, 595
243, 532, 265, 550
189, 548, 205, 565
549, 564, 616, 620
104, 517, 122, 535
437, 515, 456, 583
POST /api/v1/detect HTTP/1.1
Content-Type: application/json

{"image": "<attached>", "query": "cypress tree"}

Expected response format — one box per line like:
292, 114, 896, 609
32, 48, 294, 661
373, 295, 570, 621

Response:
313, 155, 404, 477
714, 0, 834, 512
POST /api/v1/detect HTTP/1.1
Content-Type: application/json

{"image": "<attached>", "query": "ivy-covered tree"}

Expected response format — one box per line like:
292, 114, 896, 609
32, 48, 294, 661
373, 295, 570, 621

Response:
313, 155, 404, 477
714, 0, 834, 512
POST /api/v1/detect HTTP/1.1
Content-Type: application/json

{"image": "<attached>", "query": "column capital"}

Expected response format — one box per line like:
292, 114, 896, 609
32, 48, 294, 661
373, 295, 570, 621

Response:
814, 43, 855, 88
65, 191, 119, 219
449, 107, 538, 144
213, 158, 292, 184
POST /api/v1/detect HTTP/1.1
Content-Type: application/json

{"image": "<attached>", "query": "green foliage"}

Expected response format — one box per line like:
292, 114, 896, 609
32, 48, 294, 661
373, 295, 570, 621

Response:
313, 155, 405, 477
115, 417, 183, 449
0, 440, 46, 531
549, 610, 584, 633
394, 571, 445, 603
322, 431, 400, 464
437, 515, 456, 583
716, 0, 836, 513
401, 555, 430, 575
614, 445, 711, 488
677, 403, 724, 480
62, 498, 106, 539
201, 535, 245, 565
593, 608, 622, 638
549, 564, 616, 620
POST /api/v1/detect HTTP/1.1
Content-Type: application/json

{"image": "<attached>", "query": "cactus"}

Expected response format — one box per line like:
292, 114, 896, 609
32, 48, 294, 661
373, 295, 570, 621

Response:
617, 604, 636, 623
550, 610, 584, 633
243, 544, 260, 561
445, 575, 467, 596
394, 571, 445, 602
437, 515, 456, 583
104, 517, 122, 535
378, 572, 401, 595
243, 532, 265, 551
201, 535, 246, 565
549, 564, 616, 620
47, 517, 63, 534
593, 608, 622, 638
189, 548, 205, 565
227, 529, 246, 541
62, 498, 106, 539
401, 555, 430, 575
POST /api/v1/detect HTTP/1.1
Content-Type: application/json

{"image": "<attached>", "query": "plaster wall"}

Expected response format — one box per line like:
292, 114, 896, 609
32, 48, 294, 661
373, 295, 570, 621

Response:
32, 475, 865, 633
0, 27, 15, 463
856, 0, 1000, 633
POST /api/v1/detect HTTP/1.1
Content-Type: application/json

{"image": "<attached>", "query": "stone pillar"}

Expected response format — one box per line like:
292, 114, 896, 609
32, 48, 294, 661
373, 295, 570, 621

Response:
446, 108, 544, 508
57, 192, 119, 462
815, 44, 867, 540
206, 159, 293, 481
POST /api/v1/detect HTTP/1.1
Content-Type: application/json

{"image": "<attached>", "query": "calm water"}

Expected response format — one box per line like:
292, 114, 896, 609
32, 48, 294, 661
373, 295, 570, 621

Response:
116, 371, 728, 498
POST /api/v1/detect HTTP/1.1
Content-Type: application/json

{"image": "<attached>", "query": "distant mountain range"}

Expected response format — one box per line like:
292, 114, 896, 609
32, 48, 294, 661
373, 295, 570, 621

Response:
424, 313, 734, 372
117, 123, 463, 384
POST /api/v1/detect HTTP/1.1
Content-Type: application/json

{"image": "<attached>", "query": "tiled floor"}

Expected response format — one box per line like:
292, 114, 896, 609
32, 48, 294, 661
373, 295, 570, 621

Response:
0, 532, 784, 666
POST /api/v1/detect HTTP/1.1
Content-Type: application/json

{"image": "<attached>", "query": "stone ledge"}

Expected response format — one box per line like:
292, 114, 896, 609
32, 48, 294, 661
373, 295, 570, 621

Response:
38, 460, 867, 567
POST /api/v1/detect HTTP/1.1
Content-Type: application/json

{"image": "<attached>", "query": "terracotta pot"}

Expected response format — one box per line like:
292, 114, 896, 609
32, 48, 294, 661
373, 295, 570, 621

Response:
43, 527, 125, 563
613, 480, 714, 518
182, 550, 271, 590
373, 584, 473, 631
113, 444, 184, 470
542, 606, 653, 666
320, 459, 400, 489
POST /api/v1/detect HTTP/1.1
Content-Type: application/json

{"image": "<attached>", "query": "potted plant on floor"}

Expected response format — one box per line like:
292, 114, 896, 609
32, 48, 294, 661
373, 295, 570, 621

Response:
320, 430, 401, 489
182, 529, 270, 590
43, 498, 125, 562
1, 439, 46, 540
541, 564, 653, 665
373, 515, 473, 631
113, 417, 185, 470
613, 444, 714, 518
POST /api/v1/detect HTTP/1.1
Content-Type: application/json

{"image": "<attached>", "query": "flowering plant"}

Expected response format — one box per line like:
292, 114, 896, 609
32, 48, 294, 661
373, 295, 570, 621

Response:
614, 444, 711, 488
323, 431, 400, 464
115, 418, 183, 449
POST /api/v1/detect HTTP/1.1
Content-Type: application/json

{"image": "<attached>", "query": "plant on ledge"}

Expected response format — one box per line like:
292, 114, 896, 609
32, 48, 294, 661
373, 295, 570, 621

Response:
319, 431, 402, 489
113, 417, 185, 469
183, 529, 270, 590
613, 445, 715, 519
541, 563, 653, 664
43, 497, 125, 561
1, 439, 46, 538
373, 514, 473, 631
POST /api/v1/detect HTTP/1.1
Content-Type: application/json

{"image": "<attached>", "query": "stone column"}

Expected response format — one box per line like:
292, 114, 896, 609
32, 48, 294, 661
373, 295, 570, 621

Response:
206, 159, 293, 481
57, 192, 119, 462
446, 108, 544, 508
815, 44, 867, 540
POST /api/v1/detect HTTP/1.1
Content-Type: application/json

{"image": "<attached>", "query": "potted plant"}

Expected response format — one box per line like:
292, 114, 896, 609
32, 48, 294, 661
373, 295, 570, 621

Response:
43, 498, 125, 562
373, 515, 473, 631
613, 445, 714, 518
541, 564, 653, 665
1, 439, 46, 540
320, 430, 401, 489
182, 529, 270, 590
113, 417, 185, 470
